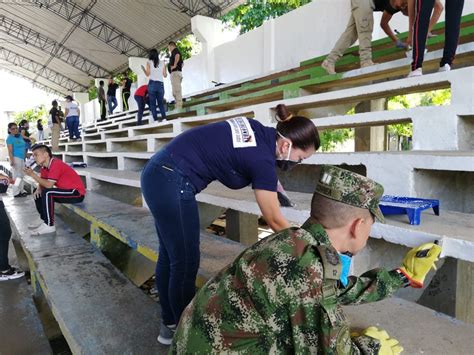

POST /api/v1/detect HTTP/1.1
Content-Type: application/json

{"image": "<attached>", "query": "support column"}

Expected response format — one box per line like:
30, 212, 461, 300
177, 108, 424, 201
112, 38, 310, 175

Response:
226, 209, 258, 246
456, 260, 474, 323
354, 99, 387, 151
73, 92, 89, 104
128, 57, 148, 87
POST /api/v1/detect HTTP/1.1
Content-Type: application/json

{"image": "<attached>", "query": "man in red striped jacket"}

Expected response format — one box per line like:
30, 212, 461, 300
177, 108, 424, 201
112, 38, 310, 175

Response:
24, 144, 86, 236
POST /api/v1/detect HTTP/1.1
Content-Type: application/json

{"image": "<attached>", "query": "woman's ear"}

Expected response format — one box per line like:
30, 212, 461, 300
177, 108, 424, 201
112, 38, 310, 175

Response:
280, 139, 290, 154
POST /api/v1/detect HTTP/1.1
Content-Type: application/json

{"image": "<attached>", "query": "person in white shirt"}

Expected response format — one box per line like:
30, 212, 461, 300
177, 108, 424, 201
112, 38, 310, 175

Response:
142, 49, 167, 122
64, 95, 81, 141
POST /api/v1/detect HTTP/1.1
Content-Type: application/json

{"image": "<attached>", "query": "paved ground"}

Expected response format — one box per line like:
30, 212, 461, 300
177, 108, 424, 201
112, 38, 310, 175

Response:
0, 242, 52, 354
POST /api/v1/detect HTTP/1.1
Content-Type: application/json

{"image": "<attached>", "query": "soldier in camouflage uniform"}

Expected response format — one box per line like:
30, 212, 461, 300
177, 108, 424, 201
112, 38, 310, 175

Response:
171, 165, 441, 354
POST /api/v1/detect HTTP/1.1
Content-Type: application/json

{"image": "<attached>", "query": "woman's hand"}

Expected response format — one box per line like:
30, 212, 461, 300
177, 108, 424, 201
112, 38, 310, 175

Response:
254, 189, 291, 232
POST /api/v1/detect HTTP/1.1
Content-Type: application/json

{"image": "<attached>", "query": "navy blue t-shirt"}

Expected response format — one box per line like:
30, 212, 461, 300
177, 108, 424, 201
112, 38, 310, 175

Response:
165, 117, 278, 193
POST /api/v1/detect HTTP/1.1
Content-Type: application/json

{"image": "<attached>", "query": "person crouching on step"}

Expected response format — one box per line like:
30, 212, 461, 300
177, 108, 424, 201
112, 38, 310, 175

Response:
24, 144, 86, 236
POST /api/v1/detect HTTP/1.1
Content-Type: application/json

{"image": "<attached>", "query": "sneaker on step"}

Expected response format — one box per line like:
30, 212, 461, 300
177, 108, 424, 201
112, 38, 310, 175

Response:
407, 68, 423, 78
438, 64, 451, 72
31, 223, 56, 236
28, 222, 43, 230
360, 60, 375, 68
0, 267, 25, 281
321, 59, 336, 75
157, 322, 176, 345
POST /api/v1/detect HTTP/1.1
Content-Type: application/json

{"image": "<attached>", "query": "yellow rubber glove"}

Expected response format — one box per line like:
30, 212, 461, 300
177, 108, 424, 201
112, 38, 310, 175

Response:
362, 327, 403, 355
399, 242, 442, 288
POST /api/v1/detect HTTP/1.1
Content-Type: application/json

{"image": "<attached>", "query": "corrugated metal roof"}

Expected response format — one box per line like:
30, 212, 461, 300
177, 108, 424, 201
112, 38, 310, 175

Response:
0, 0, 242, 95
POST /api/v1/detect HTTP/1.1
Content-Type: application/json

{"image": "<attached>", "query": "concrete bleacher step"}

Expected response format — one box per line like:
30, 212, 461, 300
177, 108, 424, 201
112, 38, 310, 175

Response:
344, 297, 474, 354
56, 151, 153, 171
74, 167, 474, 263
3, 196, 168, 353
200, 181, 474, 262
0, 278, 52, 354
57, 190, 246, 287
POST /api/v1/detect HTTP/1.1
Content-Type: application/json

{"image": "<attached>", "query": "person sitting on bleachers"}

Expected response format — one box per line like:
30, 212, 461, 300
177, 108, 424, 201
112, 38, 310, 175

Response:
171, 165, 442, 354
24, 144, 86, 236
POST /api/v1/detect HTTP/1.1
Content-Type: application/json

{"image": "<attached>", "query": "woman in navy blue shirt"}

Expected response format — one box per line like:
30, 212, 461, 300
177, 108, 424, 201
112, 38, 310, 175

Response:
141, 104, 320, 344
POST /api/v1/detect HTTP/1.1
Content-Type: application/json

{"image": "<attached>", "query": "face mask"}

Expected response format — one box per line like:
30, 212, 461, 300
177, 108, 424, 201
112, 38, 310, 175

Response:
338, 252, 353, 287
276, 132, 300, 171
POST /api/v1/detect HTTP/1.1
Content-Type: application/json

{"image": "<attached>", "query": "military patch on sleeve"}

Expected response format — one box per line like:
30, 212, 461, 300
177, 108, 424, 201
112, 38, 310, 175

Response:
325, 249, 339, 266
316, 245, 341, 280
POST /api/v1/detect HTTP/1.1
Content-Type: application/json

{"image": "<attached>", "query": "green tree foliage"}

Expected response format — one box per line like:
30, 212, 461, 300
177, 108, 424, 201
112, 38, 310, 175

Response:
88, 79, 98, 101
319, 129, 354, 152
175, 36, 195, 61
88, 71, 138, 101
221, 0, 312, 34
14, 105, 48, 125
159, 35, 201, 61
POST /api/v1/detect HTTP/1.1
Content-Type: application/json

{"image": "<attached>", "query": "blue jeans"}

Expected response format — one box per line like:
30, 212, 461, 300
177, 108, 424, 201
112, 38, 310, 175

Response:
148, 80, 166, 121
0, 201, 12, 270
66, 116, 80, 139
134, 95, 149, 125
141, 149, 200, 325
107, 95, 118, 114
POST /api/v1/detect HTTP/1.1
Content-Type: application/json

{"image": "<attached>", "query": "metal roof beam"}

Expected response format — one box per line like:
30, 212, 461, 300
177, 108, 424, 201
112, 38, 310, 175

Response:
33, 0, 149, 56
0, 46, 86, 92
170, 0, 238, 17
0, 15, 110, 77
34, 0, 97, 83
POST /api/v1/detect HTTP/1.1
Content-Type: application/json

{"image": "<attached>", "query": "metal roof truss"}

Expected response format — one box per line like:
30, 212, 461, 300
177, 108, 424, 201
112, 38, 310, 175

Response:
0, 46, 86, 92
0, 15, 110, 77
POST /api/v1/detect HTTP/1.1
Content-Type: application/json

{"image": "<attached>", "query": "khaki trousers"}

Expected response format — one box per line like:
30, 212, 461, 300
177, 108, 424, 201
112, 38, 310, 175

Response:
51, 123, 60, 151
170, 71, 183, 109
326, 0, 374, 65
12, 157, 24, 196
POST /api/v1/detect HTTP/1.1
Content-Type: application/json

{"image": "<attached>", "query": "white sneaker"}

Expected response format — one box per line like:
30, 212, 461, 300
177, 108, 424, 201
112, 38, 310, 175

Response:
157, 323, 176, 345
28, 222, 43, 230
31, 223, 56, 236
407, 68, 423, 78
438, 64, 451, 72
0, 267, 25, 281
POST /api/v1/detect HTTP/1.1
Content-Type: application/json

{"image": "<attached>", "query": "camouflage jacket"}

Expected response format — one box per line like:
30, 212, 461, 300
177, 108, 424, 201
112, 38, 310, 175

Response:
171, 219, 404, 354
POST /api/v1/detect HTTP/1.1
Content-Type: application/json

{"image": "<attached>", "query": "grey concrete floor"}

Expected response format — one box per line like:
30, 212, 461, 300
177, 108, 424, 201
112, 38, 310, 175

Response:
0, 241, 52, 354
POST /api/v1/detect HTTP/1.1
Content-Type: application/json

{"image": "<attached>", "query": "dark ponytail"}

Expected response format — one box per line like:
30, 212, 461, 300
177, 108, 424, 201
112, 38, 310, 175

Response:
149, 48, 159, 68
275, 104, 320, 151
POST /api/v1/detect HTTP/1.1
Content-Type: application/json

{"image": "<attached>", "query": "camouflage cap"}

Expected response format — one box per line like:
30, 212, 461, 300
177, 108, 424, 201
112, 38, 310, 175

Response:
315, 165, 385, 223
